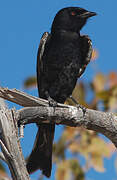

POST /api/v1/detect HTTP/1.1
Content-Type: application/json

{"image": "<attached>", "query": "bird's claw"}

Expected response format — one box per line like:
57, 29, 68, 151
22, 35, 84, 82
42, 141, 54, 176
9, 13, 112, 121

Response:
45, 91, 57, 107
76, 103, 86, 115
18, 119, 26, 127
69, 95, 86, 115
48, 96, 57, 107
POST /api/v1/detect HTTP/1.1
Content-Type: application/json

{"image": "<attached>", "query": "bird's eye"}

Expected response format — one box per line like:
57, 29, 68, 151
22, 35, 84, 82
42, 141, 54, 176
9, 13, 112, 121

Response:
71, 11, 76, 16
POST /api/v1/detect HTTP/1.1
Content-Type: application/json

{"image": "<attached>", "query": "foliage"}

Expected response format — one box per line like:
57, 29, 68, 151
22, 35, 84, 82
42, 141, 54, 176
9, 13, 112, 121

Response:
24, 76, 37, 89
0, 161, 9, 179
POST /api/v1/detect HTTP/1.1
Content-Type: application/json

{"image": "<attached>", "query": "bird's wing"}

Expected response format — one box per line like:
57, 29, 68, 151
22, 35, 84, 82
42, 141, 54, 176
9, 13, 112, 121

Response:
37, 32, 50, 78
27, 32, 54, 178
78, 35, 92, 77
37, 32, 51, 97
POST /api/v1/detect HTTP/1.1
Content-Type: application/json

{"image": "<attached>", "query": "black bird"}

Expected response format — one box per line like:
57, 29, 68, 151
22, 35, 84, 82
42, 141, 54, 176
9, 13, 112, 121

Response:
26, 7, 96, 177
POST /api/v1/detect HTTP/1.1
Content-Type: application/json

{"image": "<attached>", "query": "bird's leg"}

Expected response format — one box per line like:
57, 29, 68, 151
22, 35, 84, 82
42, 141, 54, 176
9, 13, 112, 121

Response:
45, 91, 57, 107
69, 95, 86, 115
18, 91, 57, 129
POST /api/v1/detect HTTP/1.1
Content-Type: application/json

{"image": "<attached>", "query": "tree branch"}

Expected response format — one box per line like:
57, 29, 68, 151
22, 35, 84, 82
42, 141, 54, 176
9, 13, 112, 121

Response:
17, 106, 117, 147
0, 151, 7, 163
0, 87, 65, 108
0, 101, 30, 179
0, 87, 117, 154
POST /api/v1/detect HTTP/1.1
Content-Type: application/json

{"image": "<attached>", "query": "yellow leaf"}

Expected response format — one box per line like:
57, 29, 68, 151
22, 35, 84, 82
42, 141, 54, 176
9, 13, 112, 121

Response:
63, 127, 79, 140
56, 159, 84, 180
97, 86, 117, 111
108, 96, 117, 111
91, 49, 98, 61
89, 137, 111, 158
91, 154, 105, 172
93, 73, 106, 92
70, 159, 84, 180
53, 135, 66, 160
56, 160, 72, 180
24, 76, 37, 89
108, 72, 117, 88
96, 90, 110, 101
68, 130, 112, 172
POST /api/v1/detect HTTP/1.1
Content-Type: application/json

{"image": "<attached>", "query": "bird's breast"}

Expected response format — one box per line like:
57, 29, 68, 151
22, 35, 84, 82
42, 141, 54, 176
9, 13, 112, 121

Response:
42, 33, 82, 84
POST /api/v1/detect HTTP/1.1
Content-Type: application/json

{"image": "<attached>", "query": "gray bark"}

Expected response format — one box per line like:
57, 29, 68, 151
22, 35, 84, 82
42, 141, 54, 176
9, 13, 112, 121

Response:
17, 106, 117, 147
0, 94, 30, 179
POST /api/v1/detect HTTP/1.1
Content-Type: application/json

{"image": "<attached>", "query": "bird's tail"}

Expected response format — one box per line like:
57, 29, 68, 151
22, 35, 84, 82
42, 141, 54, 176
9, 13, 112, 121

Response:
26, 124, 55, 178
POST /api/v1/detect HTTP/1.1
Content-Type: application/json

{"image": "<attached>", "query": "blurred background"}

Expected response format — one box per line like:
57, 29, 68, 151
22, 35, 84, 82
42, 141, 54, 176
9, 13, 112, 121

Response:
0, 0, 117, 179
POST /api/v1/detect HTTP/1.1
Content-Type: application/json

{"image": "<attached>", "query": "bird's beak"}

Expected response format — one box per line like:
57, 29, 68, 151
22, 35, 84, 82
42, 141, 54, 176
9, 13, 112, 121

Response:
80, 11, 97, 18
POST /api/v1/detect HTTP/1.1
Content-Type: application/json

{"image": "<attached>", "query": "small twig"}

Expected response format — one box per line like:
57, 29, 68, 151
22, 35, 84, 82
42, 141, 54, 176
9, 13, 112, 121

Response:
0, 87, 67, 108
0, 139, 11, 160
0, 151, 7, 163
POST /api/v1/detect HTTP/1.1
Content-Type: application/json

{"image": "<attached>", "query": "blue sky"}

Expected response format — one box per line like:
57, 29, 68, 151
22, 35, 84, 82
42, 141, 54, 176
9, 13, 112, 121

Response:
0, 0, 117, 179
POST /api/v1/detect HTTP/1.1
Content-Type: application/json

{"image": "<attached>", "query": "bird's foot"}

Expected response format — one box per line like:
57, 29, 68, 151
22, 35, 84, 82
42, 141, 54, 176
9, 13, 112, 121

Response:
76, 103, 86, 115
48, 96, 57, 107
69, 95, 86, 115
45, 91, 57, 107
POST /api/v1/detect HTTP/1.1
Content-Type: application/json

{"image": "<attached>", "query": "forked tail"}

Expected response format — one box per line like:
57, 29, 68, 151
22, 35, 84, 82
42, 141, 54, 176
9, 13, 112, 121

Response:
26, 124, 55, 177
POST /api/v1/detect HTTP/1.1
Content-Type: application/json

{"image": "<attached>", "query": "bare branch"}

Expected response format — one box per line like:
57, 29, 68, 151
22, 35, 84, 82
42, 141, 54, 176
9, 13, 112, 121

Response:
0, 151, 7, 163
0, 87, 65, 108
17, 106, 117, 148
0, 139, 11, 161
0, 86, 117, 170
0, 106, 30, 180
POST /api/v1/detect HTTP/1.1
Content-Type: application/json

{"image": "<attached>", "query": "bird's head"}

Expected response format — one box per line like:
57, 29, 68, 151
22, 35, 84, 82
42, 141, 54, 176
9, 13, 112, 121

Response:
51, 7, 96, 33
